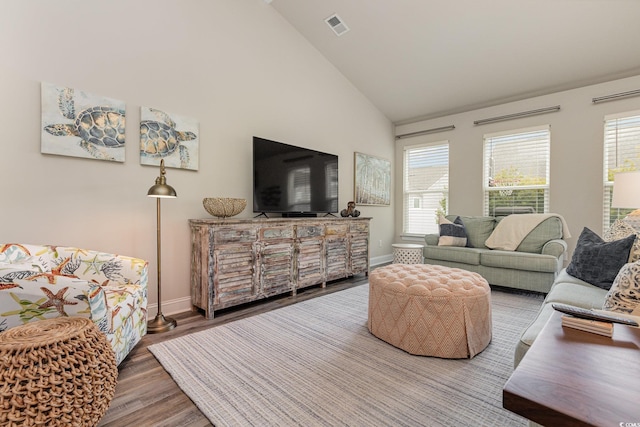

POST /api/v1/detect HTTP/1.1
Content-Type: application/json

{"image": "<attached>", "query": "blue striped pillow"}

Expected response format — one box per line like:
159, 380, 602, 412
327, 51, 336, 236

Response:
438, 216, 472, 247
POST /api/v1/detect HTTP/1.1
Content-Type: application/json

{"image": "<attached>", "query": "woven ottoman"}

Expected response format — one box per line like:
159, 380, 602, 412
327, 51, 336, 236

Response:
368, 264, 492, 358
0, 317, 118, 427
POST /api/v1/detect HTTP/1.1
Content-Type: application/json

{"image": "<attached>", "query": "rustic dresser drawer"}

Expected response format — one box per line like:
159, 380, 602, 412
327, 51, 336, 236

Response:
259, 225, 294, 241
325, 223, 348, 235
213, 227, 257, 244
350, 222, 369, 233
296, 225, 325, 238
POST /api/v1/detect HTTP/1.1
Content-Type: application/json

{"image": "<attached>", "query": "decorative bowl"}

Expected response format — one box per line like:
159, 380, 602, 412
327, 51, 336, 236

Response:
203, 197, 247, 218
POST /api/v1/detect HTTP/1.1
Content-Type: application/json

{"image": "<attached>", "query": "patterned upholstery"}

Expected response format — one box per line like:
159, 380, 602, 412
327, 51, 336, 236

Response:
0, 243, 148, 365
368, 264, 492, 359
603, 218, 640, 262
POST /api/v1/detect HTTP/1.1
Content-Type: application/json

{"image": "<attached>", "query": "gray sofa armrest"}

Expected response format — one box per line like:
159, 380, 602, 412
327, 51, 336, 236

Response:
424, 234, 439, 246
541, 239, 567, 258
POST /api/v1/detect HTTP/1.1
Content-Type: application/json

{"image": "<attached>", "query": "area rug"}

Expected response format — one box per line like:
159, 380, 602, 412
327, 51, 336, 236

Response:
149, 285, 543, 427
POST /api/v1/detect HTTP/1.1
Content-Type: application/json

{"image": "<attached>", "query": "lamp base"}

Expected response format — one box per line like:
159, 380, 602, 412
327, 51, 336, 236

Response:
147, 313, 177, 334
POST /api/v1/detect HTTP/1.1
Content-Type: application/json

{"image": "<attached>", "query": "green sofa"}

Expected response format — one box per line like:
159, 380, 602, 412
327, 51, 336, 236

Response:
512, 221, 640, 426
423, 215, 568, 293
513, 268, 607, 367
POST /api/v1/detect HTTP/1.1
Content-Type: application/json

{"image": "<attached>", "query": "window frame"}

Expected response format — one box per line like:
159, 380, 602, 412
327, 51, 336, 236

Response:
482, 125, 551, 216
402, 140, 449, 236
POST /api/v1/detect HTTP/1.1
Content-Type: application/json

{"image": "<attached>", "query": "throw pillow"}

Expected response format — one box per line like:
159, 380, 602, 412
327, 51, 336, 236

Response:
603, 218, 640, 262
453, 216, 495, 249
602, 260, 640, 314
566, 227, 635, 290
438, 215, 472, 247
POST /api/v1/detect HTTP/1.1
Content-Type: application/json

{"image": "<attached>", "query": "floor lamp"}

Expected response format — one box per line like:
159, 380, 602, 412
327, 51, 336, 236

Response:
147, 159, 177, 333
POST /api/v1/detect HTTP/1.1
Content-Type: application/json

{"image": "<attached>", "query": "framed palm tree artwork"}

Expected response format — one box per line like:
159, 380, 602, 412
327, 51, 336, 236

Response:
354, 152, 391, 206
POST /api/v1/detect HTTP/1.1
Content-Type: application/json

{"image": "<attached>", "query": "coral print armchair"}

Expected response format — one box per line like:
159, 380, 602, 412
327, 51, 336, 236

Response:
0, 243, 148, 365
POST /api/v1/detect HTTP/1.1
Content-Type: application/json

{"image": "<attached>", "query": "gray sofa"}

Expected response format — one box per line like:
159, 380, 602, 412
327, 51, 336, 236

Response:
513, 269, 613, 427
512, 222, 640, 427
513, 268, 607, 366
424, 215, 568, 294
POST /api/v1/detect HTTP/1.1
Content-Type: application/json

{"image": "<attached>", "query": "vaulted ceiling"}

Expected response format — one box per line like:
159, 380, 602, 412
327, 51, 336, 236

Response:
270, 0, 640, 124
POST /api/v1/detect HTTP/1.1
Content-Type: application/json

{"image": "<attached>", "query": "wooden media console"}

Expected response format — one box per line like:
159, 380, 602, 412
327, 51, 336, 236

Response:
189, 217, 370, 319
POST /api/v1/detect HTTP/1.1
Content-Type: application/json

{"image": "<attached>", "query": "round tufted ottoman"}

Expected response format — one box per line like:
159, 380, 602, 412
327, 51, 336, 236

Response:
368, 264, 492, 358
0, 317, 118, 427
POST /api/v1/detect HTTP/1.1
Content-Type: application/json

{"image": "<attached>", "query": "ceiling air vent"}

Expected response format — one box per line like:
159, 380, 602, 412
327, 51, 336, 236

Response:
325, 14, 350, 36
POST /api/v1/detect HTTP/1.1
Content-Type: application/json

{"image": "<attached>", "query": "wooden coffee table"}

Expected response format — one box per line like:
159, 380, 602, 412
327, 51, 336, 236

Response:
503, 310, 640, 426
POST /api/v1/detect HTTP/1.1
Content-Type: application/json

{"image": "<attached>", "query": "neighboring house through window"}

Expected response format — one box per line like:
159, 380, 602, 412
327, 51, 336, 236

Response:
483, 125, 550, 216
403, 141, 449, 235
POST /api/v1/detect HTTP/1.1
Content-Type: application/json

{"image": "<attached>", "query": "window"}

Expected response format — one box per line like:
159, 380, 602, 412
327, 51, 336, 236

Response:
403, 141, 449, 235
603, 111, 640, 229
483, 126, 550, 216
288, 166, 310, 211
325, 161, 339, 212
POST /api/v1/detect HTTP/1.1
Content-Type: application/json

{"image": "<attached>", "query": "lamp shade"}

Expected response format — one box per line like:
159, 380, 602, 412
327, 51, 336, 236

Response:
147, 182, 177, 198
612, 171, 640, 208
147, 159, 177, 198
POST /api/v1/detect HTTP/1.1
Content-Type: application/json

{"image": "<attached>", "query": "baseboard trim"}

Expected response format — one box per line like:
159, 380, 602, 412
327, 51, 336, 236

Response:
147, 296, 193, 318
371, 254, 393, 266
151, 254, 393, 317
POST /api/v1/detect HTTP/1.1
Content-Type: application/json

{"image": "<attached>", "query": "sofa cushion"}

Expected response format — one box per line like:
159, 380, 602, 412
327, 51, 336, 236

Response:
450, 216, 496, 249
566, 227, 634, 290
517, 216, 564, 254
480, 250, 559, 273
438, 215, 470, 247
544, 278, 609, 308
515, 270, 608, 366
603, 260, 640, 314
423, 246, 482, 266
525, 270, 607, 325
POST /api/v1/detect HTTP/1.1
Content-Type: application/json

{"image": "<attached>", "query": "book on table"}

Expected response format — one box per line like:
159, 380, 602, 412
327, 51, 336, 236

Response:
561, 315, 613, 337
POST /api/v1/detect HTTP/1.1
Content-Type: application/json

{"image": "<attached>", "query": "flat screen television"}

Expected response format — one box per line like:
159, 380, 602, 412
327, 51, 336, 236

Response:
253, 136, 338, 216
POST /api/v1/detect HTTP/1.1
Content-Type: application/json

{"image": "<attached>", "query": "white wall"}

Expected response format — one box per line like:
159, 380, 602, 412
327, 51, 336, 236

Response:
395, 74, 640, 259
0, 0, 394, 315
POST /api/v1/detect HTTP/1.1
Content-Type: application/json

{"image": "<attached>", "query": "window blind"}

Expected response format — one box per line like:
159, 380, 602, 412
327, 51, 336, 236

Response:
603, 111, 640, 229
483, 126, 550, 216
403, 141, 449, 235
325, 162, 339, 212
288, 167, 311, 211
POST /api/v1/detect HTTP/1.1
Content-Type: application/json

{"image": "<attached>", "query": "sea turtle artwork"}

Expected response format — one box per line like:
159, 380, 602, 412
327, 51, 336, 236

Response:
140, 107, 199, 171
41, 82, 126, 162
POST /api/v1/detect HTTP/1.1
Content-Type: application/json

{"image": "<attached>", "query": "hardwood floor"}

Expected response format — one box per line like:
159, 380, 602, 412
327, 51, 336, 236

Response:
98, 275, 369, 427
